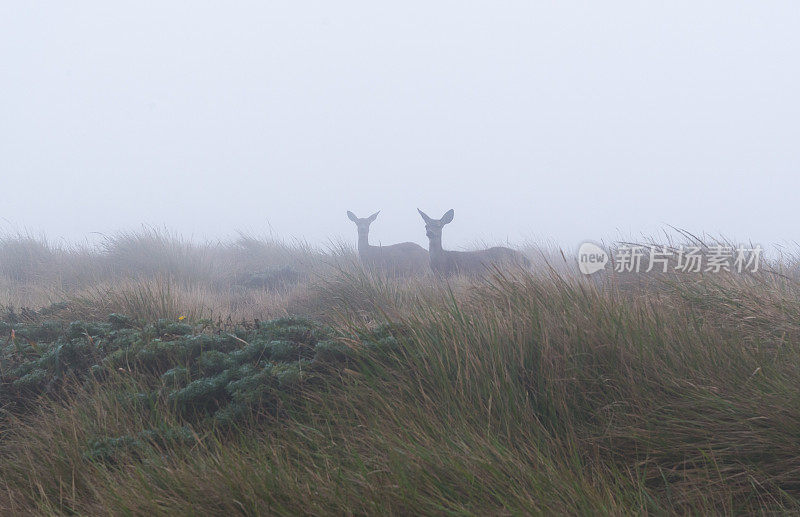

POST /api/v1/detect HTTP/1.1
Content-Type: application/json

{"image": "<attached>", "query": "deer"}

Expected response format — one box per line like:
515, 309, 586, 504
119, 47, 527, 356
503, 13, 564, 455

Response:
347, 211, 429, 275
417, 208, 530, 276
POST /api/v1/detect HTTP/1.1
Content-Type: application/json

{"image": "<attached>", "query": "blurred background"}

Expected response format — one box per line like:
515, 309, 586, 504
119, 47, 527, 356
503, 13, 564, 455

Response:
1, 1, 798, 250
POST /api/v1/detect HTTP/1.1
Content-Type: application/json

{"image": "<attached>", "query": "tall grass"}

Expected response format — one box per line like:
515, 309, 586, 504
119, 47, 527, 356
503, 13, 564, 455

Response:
1, 230, 799, 514
0, 229, 342, 322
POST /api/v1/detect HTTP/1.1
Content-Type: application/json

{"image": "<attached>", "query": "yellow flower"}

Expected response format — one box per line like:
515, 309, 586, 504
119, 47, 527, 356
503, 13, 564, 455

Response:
178, 316, 186, 321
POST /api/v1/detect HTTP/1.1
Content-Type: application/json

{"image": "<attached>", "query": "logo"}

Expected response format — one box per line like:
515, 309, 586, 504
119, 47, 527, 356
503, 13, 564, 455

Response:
576, 242, 762, 275
578, 242, 608, 275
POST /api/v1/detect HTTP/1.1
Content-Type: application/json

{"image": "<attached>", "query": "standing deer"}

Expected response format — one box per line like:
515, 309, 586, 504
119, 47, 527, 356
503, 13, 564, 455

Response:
417, 208, 530, 276
347, 211, 429, 275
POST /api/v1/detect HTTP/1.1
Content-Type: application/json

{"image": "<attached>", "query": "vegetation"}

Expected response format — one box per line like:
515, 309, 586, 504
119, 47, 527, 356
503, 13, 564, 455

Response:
1, 230, 799, 514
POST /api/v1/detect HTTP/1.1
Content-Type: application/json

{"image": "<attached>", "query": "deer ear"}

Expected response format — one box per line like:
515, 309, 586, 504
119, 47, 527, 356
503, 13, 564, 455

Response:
441, 209, 454, 225
418, 208, 433, 224
367, 211, 380, 222
347, 211, 358, 222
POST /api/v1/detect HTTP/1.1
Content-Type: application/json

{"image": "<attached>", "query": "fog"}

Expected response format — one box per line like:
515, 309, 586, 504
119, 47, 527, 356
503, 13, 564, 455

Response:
1, 2, 798, 252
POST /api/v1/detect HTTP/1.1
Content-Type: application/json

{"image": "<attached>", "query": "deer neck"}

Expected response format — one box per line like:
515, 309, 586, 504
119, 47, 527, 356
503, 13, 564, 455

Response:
428, 236, 443, 254
357, 231, 371, 252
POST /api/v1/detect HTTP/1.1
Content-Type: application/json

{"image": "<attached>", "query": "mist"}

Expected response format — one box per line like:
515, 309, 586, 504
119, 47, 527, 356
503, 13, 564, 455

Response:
2, 1, 798, 251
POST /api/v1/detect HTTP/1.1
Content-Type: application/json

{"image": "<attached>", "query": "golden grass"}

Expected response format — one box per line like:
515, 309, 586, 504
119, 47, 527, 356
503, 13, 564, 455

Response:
1, 230, 800, 514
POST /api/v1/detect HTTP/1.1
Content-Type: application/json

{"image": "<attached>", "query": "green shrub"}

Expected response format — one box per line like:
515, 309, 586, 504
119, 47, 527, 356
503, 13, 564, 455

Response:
108, 313, 135, 331
0, 314, 395, 432
84, 425, 196, 464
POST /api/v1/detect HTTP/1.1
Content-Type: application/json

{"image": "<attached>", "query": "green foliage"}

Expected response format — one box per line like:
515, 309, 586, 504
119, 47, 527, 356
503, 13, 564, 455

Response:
84, 425, 196, 463
107, 313, 134, 331
6, 321, 64, 342
0, 313, 388, 427
67, 321, 111, 340
313, 340, 354, 363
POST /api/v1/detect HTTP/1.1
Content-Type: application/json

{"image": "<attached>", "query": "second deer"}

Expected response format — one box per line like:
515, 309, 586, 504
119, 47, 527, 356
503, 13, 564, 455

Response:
347, 211, 429, 275
417, 208, 530, 276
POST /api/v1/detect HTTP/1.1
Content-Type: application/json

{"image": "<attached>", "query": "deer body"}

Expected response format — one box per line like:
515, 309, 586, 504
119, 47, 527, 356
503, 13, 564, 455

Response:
348, 211, 429, 275
418, 209, 530, 276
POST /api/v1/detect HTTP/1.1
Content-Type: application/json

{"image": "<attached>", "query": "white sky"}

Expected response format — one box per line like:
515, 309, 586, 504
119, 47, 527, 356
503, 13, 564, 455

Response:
1, 2, 798, 251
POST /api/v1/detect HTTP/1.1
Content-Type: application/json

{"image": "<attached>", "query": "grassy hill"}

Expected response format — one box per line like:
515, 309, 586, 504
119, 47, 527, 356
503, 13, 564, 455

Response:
1, 231, 799, 514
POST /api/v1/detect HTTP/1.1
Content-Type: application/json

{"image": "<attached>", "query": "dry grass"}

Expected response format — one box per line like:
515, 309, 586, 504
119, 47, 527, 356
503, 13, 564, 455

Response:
0, 229, 352, 323
1, 230, 800, 514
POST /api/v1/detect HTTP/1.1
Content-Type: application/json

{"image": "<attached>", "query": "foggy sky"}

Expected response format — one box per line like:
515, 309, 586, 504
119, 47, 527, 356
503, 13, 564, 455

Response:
2, 2, 799, 252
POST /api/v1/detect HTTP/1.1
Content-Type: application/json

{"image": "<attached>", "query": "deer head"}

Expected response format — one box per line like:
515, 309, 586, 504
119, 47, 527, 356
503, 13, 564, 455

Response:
347, 211, 380, 245
417, 209, 454, 250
